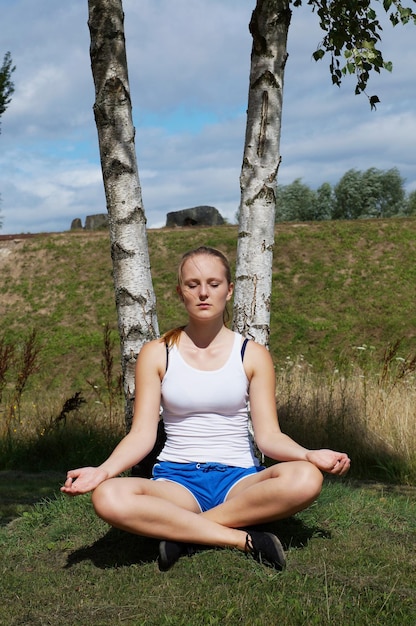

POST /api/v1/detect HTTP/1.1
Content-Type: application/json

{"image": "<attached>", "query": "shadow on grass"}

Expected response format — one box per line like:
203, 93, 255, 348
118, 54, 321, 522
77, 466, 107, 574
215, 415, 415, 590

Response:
0, 469, 63, 526
65, 527, 160, 569
64, 516, 330, 570
251, 516, 331, 550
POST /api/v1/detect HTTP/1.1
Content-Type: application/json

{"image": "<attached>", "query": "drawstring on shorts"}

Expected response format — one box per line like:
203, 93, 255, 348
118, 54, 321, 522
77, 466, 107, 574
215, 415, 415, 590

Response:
196, 462, 228, 473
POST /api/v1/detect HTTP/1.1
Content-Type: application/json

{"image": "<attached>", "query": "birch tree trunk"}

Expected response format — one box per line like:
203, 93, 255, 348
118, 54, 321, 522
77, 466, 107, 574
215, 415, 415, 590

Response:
233, 0, 291, 347
88, 0, 159, 429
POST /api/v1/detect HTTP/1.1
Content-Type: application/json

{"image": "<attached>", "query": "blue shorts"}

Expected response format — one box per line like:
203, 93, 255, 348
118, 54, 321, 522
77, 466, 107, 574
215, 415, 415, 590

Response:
152, 461, 265, 512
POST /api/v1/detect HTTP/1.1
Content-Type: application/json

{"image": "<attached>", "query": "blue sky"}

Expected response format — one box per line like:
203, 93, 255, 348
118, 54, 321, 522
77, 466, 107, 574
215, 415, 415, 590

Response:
0, 0, 415, 234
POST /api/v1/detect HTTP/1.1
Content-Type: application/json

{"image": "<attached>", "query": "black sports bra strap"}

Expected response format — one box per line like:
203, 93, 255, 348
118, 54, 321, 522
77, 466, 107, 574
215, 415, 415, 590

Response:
165, 342, 169, 373
240, 337, 249, 361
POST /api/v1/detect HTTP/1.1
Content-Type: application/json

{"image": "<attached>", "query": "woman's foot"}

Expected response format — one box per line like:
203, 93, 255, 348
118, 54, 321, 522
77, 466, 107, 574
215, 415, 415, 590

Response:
158, 540, 195, 571
245, 531, 286, 571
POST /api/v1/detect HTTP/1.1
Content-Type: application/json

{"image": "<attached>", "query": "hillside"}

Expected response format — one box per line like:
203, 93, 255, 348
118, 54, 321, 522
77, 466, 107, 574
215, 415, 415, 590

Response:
0, 219, 415, 397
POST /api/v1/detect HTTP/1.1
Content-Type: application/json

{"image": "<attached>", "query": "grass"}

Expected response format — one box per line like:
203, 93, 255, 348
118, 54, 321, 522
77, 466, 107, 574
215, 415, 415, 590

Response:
1, 219, 415, 389
0, 219, 416, 623
1, 219, 416, 481
1, 479, 414, 625
0, 470, 62, 525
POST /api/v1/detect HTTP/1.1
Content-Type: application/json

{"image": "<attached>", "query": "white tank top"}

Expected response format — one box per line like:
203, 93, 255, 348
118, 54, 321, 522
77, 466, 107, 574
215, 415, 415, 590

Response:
159, 332, 259, 467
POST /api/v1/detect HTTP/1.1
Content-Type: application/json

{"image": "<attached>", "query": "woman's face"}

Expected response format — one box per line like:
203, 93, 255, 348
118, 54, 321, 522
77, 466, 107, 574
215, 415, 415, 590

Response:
177, 254, 233, 322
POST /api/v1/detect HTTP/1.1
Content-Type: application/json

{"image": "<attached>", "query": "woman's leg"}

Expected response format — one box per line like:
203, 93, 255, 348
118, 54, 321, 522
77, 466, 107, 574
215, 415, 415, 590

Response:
91, 476, 247, 549
91, 460, 322, 571
154, 461, 319, 572
201, 460, 323, 528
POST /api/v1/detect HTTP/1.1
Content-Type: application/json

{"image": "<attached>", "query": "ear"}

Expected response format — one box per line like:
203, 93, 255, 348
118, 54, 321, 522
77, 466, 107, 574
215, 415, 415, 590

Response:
226, 282, 234, 302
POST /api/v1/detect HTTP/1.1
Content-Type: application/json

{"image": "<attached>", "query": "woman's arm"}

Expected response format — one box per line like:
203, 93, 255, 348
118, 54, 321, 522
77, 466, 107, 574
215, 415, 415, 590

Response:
61, 340, 165, 495
246, 342, 350, 476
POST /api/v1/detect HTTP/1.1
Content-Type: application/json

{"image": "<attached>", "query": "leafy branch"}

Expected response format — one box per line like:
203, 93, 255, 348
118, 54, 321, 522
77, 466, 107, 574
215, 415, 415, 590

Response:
293, 0, 416, 108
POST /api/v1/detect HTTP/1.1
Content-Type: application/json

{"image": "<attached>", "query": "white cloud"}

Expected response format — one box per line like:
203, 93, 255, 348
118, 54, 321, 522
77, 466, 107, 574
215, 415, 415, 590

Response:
0, 0, 415, 234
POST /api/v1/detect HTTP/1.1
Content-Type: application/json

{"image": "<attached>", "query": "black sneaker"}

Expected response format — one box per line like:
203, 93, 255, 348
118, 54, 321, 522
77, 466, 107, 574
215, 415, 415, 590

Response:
245, 531, 286, 571
158, 540, 194, 571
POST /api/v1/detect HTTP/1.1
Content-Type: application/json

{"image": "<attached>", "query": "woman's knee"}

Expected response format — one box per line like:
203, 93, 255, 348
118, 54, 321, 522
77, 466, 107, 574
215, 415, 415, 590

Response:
275, 460, 323, 501
91, 479, 120, 521
297, 460, 324, 499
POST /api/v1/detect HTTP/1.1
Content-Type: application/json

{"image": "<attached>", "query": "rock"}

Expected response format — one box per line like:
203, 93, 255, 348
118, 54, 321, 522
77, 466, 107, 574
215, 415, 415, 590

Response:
85, 214, 108, 230
70, 218, 83, 230
166, 206, 225, 228
70, 214, 109, 230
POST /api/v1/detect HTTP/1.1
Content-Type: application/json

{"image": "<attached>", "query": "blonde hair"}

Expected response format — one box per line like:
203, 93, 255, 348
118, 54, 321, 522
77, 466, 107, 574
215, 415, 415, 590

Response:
162, 246, 232, 347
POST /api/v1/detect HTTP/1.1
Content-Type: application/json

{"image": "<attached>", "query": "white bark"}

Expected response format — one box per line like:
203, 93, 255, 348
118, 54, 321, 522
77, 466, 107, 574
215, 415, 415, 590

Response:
233, 0, 291, 347
88, 0, 159, 428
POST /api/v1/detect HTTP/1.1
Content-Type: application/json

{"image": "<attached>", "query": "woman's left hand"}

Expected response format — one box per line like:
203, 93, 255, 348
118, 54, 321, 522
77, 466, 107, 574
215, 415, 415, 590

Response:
306, 449, 351, 475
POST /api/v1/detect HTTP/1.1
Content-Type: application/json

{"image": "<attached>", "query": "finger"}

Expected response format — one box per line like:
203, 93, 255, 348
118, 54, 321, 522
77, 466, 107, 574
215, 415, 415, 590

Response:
335, 460, 350, 475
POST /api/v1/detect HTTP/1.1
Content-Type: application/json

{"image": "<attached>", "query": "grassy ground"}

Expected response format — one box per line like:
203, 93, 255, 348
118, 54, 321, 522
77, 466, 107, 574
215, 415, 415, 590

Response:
0, 470, 62, 525
0, 220, 415, 624
1, 477, 415, 625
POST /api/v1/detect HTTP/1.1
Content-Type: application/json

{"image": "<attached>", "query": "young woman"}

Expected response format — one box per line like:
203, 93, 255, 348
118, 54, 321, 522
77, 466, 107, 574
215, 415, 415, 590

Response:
61, 246, 350, 571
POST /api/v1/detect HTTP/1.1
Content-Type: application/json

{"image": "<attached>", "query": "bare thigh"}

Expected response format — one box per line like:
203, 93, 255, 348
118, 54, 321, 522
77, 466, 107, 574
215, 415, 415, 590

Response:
197, 461, 323, 527
92, 475, 202, 515
225, 460, 322, 501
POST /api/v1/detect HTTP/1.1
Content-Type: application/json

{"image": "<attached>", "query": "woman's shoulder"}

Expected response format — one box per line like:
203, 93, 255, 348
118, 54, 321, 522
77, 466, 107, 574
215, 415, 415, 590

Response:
136, 339, 166, 378
241, 335, 269, 355
136, 338, 167, 371
242, 337, 273, 376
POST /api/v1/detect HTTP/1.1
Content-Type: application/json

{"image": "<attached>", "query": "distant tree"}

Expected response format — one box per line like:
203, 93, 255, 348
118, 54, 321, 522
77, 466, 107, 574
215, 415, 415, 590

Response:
0, 51, 15, 229
275, 178, 317, 222
361, 167, 405, 217
0, 51, 15, 133
312, 182, 334, 221
405, 190, 416, 216
333, 167, 406, 219
234, 0, 416, 346
88, 0, 159, 429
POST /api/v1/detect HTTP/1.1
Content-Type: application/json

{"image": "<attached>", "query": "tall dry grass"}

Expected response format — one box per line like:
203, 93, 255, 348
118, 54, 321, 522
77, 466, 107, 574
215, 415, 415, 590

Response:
0, 325, 125, 471
275, 347, 416, 483
1, 326, 415, 483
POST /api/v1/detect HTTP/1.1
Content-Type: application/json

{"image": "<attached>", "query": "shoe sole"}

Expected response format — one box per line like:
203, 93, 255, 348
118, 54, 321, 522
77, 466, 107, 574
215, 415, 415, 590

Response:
249, 531, 286, 571
158, 540, 173, 571
263, 532, 286, 570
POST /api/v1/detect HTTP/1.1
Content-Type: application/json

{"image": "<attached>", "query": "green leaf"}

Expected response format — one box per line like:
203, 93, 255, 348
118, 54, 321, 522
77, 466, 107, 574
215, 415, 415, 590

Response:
362, 40, 376, 50
384, 60, 393, 72
312, 48, 325, 62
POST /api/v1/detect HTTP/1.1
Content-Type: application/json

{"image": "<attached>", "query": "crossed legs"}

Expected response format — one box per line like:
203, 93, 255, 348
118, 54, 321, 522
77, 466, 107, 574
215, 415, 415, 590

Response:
91, 460, 323, 552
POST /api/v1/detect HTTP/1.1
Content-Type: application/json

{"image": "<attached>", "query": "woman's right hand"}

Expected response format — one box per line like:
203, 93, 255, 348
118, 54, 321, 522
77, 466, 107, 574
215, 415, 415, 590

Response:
60, 466, 109, 496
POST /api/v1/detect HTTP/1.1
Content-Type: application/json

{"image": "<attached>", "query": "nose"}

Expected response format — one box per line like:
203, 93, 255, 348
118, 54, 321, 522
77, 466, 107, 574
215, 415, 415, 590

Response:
198, 283, 208, 300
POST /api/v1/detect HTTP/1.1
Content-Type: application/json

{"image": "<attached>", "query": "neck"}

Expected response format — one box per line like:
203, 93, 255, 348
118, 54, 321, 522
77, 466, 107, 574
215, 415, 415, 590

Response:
183, 319, 228, 349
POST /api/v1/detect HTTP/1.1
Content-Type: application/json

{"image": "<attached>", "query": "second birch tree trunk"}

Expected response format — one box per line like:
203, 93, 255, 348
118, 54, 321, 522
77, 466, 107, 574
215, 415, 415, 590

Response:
233, 0, 291, 348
